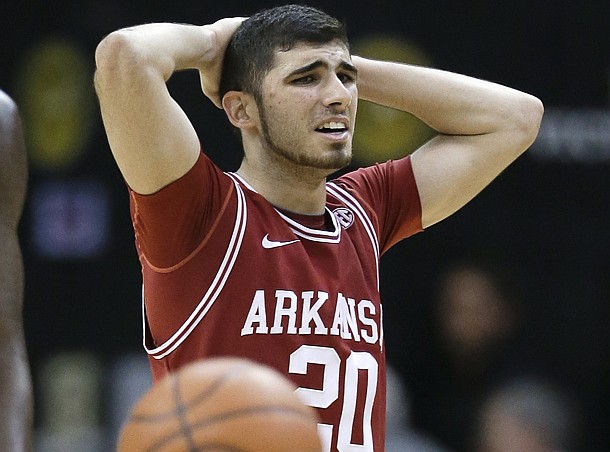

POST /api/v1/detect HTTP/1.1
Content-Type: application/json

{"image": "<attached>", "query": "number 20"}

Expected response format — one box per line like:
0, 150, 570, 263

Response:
289, 345, 378, 452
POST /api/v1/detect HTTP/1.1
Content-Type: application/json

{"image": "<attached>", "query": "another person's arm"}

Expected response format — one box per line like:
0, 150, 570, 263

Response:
94, 18, 243, 195
0, 90, 33, 452
352, 56, 543, 228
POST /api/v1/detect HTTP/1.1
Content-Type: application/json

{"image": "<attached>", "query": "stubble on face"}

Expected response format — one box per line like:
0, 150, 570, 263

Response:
253, 42, 356, 175
257, 102, 353, 173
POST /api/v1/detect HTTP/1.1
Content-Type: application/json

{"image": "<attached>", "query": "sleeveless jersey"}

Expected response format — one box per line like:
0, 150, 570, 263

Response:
129, 151, 422, 452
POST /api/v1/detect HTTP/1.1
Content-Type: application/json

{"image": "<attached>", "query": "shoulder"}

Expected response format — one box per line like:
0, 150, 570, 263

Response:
0, 90, 16, 107
330, 157, 423, 250
0, 90, 24, 157
0, 90, 18, 119
0, 90, 20, 136
331, 157, 415, 198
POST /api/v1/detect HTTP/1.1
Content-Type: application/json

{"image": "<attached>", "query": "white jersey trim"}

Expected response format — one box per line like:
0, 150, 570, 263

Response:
143, 176, 248, 359
274, 207, 341, 243
230, 171, 342, 244
326, 182, 380, 289
228, 172, 255, 192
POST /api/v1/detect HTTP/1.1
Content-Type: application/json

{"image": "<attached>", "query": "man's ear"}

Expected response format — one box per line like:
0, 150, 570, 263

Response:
222, 91, 256, 129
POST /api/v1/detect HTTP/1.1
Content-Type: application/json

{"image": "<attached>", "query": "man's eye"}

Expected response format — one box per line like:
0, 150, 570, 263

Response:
339, 73, 356, 84
293, 75, 315, 84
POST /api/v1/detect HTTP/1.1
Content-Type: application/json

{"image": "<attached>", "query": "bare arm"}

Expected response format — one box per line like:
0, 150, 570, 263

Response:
94, 18, 244, 194
0, 90, 33, 452
352, 56, 544, 228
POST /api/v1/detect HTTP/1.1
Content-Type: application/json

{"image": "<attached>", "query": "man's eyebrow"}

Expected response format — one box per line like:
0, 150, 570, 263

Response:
287, 60, 358, 77
339, 61, 358, 76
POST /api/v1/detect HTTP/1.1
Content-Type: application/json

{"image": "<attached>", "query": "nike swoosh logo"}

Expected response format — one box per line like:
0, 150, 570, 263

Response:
262, 234, 299, 249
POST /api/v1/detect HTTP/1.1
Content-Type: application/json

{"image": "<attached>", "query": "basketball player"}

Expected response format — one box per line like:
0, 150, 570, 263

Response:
0, 90, 33, 451
94, 5, 543, 451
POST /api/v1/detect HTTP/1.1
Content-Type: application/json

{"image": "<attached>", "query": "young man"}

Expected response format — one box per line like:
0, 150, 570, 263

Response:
0, 89, 33, 452
95, 5, 543, 451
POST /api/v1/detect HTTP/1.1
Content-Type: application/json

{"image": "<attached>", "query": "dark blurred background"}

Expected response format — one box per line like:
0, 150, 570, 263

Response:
1, 0, 609, 450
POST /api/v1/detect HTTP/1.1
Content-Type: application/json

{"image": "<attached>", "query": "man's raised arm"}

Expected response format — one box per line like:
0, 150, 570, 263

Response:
352, 56, 543, 228
94, 18, 243, 194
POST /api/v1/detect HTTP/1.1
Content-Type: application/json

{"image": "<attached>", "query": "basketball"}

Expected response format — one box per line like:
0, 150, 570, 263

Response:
117, 357, 322, 451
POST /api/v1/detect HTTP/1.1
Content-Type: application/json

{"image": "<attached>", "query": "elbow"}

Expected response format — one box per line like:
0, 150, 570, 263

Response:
94, 30, 158, 93
94, 31, 133, 92
517, 94, 545, 150
95, 30, 133, 73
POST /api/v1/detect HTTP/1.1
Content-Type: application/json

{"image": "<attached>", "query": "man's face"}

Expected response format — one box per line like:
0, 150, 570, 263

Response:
255, 41, 358, 173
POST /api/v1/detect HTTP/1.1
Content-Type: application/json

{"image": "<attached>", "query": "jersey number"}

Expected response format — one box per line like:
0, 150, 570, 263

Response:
289, 345, 378, 452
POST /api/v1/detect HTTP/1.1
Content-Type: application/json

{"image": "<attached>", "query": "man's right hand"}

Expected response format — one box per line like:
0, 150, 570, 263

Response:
199, 17, 246, 109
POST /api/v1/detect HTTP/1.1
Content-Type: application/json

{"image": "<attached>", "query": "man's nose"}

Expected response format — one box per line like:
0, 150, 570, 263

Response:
322, 75, 353, 110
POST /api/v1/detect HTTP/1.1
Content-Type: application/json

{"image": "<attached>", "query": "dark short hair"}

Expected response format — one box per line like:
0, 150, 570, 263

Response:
219, 4, 348, 103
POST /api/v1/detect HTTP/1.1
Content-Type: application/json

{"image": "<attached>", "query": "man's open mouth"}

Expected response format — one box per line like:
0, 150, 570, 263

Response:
316, 121, 348, 133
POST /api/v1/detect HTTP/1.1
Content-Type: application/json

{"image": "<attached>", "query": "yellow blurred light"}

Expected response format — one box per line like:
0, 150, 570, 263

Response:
15, 37, 94, 171
352, 35, 435, 164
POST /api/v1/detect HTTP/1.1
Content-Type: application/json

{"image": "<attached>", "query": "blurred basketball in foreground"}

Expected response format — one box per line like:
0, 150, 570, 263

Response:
117, 357, 321, 451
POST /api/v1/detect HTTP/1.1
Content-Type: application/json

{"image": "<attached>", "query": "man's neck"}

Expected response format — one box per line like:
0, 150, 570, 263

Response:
236, 159, 330, 215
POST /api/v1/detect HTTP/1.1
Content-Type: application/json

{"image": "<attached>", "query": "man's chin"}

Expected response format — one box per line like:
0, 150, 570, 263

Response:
316, 150, 352, 172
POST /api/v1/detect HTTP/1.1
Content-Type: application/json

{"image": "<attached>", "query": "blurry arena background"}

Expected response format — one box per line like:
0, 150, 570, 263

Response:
0, 1, 608, 450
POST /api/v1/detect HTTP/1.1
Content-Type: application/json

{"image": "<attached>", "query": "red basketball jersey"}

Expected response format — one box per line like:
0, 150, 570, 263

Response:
129, 151, 422, 452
